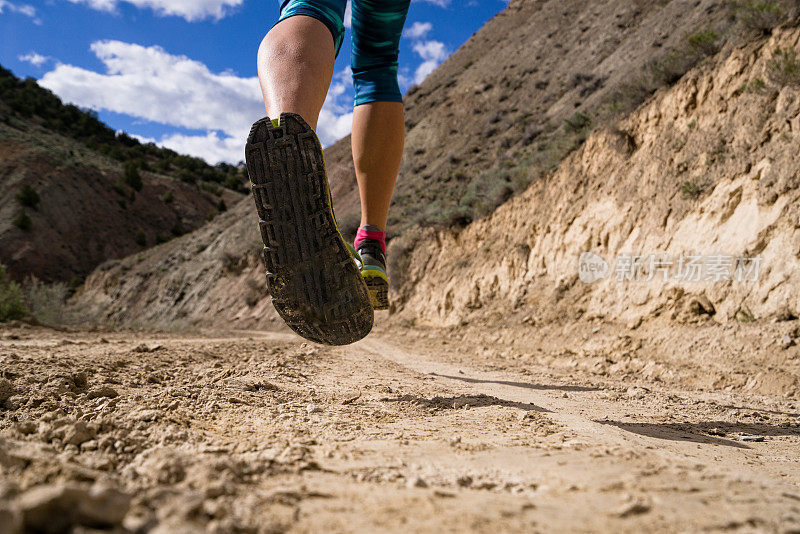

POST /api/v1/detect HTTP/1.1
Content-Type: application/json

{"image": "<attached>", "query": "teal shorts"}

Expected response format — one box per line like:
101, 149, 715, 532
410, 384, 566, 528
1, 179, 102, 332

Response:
277, 0, 411, 105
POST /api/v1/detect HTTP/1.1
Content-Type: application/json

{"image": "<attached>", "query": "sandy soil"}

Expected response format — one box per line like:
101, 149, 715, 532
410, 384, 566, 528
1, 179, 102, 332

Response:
0, 321, 799, 533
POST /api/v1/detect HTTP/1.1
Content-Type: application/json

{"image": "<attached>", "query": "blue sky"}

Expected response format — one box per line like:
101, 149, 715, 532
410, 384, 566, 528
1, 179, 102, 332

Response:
1, 0, 506, 163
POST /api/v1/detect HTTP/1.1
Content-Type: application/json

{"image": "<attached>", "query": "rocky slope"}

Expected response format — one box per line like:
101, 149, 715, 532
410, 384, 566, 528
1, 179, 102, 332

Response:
327, 0, 746, 236
392, 25, 800, 330
0, 122, 243, 284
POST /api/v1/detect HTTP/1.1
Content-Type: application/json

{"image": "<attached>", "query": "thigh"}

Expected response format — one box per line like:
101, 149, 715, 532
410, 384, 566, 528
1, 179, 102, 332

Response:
350, 0, 411, 69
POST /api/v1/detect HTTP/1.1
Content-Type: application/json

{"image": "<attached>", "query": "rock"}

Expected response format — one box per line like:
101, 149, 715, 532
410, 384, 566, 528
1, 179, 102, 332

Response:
781, 335, 795, 349
625, 386, 650, 398
17, 482, 131, 533
449, 436, 462, 446
615, 499, 651, 517
739, 435, 765, 442
86, 386, 119, 399
15, 421, 36, 435
83, 483, 132, 526
63, 421, 96, 446
456, 475, 473, 488
626, 317, 642, 330
306, 403, 322, 414
0, 379, 16, 405
407, 476, 428, 489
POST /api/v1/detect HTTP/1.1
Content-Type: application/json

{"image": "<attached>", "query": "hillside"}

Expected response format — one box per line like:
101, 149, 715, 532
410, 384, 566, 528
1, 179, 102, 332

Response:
327, 0, 778, 237
0, 68, 246, 283
73, 0, 800, 332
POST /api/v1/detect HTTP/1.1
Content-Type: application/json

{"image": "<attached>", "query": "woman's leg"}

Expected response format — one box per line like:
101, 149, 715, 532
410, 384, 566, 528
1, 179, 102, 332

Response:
351, 101, 404, 230
258, 0, 348, 128
350, 0, 411, 232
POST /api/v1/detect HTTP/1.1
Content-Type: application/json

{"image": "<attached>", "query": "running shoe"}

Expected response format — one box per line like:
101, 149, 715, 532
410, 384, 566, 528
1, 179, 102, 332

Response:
245, 113, 373, 345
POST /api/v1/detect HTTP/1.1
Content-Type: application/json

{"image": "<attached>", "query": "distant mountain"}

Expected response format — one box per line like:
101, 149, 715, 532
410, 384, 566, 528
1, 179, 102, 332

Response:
0, 66, 247, 283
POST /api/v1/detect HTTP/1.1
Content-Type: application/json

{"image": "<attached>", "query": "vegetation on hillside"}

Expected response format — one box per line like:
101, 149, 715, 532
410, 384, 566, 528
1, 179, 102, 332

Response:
0, 65, 248, 192
378, 0, 800, 236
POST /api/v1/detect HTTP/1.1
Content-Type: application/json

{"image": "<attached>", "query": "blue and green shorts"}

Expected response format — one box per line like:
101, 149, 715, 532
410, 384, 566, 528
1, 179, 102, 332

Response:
277, 0, 411, 106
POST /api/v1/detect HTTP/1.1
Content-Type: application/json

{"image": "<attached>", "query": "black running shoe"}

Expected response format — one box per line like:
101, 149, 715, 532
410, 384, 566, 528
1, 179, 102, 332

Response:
245, 113, 373, 345
356, 238, 389, 311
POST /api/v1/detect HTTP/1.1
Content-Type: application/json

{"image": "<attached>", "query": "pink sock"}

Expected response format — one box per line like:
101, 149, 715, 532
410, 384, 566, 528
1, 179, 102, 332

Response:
354, 225, 385, 254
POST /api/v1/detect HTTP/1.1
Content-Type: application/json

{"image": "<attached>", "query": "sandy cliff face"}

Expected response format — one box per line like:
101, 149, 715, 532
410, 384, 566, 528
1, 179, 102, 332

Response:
392, 27, 800, 328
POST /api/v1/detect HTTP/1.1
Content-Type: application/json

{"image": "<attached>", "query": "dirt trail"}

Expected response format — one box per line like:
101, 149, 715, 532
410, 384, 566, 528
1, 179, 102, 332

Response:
0, 323, 799, 533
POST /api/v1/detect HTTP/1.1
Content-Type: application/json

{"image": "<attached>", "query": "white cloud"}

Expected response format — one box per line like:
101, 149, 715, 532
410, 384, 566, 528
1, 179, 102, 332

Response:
412, 0, 450, 7
412, 40, 448, 84
19, 52, 50, 67
0, 0, 37, 18
39, 40, 354, 163
63, 0, 244, 21
403, 21, 432, 39
343, 0, 351, 29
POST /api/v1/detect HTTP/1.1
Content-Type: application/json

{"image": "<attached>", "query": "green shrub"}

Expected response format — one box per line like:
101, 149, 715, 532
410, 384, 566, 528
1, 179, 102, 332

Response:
217, 199, 227, 213
15, 184, 40, 209
161, 190, 174, 203
768, 48, 800, 86
686, 28, 721, 56
155, 234, 171, 244
24, 277, 68, 325
681, 178, 711, 199
563, 111, 592, 133
13, 210, 32, 231
0, 265, 29, 322
171, 221, 184, 236
135, 227, 147, 247
732, 1, 786, 33
123, 161, 143, 191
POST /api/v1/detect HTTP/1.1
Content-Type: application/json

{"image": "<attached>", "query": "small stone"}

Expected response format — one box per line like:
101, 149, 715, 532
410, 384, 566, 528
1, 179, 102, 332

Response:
615, 500, 651, 517
739, 435, 765, 442
562, 392, 569, 398
86, 386, 119, 399
17, 482, 131, 532
15, 421, 36, 435
132, 344, 151, 353
407, 476, 428, 489
781, 335, 795, 349
0, 379, 16, 405
626, 317, 642, 330
706, 428, 726, 437
456, 475, 473, 488
449, 436, 462, 446
63, 421, 96, 446
306, 404, 321, 414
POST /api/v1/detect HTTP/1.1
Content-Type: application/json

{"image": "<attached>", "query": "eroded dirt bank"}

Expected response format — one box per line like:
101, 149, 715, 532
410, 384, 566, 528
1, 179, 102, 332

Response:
0, 321, 798, 533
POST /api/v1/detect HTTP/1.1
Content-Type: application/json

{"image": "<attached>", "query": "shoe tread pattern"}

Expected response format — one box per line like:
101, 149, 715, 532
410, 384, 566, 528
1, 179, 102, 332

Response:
245, 113, 373, 345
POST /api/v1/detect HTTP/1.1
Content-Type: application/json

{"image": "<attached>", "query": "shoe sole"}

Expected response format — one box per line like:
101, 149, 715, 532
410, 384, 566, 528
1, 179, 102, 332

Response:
245, 113, 373, 345
362, 272, 389, 310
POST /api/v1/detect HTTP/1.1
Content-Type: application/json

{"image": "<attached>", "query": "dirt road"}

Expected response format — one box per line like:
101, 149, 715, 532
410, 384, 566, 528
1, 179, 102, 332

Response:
1, 321, 799, 533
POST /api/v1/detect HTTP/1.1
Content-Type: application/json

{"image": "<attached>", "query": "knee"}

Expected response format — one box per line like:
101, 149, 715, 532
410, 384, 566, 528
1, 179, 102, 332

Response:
353, 65, 402, 105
